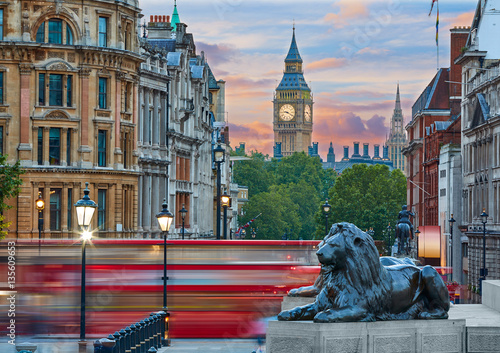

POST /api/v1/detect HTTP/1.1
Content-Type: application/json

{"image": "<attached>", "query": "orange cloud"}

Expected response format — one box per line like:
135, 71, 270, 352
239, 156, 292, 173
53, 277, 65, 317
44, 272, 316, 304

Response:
450, 11, 474, 28
323, 0, 370, 29
306, 58, 347, 71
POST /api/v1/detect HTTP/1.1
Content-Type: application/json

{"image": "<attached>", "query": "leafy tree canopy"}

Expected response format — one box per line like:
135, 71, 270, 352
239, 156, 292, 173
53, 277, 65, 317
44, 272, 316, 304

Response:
321, 163, 406, 241
0, 154, 24, 238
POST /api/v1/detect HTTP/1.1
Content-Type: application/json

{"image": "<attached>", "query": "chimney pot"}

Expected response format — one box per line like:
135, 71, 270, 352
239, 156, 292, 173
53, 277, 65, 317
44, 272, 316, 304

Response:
150, 15, 153, 22
167, 15, 170, 22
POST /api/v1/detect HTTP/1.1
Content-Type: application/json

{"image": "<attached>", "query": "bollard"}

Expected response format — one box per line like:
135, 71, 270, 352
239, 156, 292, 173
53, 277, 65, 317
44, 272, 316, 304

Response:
148, 348, 157, 353
144, 318, 151, 351
124, 326, 132, 353
151, 314, 160, 349
130, 324, 137, 353
119, 329, 127, 353
139, 320, 146, 353
15, 343, 37, 352
112, 331, 121, 353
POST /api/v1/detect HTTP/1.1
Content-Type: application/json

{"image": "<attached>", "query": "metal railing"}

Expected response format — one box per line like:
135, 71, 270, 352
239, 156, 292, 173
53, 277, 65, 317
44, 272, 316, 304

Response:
93, 311, 169, 353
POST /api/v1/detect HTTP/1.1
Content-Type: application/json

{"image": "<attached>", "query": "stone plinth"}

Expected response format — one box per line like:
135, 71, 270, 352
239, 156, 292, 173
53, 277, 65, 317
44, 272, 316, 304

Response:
281, 296, 315, 311
267, 319, 465, 353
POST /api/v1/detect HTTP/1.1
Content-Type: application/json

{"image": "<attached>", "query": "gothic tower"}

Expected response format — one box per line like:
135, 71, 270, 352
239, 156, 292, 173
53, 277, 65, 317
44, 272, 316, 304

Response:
273, 27, 313, 157
385, 83, 407, 171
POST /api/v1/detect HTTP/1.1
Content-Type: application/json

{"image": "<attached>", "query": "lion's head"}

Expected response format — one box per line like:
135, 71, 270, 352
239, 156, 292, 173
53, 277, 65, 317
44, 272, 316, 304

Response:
316, 222, 390, 295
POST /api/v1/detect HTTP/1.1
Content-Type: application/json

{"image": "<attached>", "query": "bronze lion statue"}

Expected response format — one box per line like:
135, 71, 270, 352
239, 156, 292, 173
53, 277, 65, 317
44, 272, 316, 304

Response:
278, 222, 450, 323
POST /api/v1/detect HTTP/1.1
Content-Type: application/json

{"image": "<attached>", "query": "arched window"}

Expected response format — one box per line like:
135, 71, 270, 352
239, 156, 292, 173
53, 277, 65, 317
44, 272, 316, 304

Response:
36, 19, 74, 45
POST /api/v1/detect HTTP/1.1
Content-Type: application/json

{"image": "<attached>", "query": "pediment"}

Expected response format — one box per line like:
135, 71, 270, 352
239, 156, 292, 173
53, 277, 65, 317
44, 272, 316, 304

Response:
44, 110, 70, 120
46, 61, 73, 71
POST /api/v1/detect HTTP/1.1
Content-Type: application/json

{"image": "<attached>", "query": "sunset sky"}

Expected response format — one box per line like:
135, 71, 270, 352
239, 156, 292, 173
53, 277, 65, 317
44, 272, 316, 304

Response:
141, 0, 476, 159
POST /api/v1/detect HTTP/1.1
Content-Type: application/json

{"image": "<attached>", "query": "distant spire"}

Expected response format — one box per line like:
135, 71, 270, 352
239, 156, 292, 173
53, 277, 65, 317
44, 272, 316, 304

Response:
395, 82, 401, 111
171, 0, 180, 32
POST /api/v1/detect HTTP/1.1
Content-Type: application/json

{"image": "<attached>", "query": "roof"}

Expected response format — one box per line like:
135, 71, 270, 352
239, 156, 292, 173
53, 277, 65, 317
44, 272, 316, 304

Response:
167, 52, 181, 66
206, 64, 220, 90
147, 39, 176, 53
276, 72, 310, 91
285, 29, 303, 63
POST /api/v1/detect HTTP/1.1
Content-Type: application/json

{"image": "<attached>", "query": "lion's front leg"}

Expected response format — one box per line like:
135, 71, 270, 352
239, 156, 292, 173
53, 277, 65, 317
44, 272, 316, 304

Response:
278, 303, 318, 321
313, 306, 369, 323
288, 285, 319, 297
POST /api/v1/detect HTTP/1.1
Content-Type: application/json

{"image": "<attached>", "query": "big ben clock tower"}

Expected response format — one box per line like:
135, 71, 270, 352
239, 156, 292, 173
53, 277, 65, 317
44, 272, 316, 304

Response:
273, 27, 313, 157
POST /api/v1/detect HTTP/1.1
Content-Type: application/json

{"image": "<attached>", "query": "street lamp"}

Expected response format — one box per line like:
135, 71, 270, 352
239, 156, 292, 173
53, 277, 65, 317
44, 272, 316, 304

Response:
415, 228, 421, 258
322, 199, 331, 236
480, 208, 488, 294
221, 189, 230, 240
179, 204, 187, 240
35, 192, 45, 255
449, 214, 456, 268
74, 182, 97, 343
213, 141, 225, 240
156, 200, 173, 347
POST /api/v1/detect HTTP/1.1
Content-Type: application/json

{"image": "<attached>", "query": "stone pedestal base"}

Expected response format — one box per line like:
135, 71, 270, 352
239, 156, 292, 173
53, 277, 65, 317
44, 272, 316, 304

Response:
267, 319, 466, 353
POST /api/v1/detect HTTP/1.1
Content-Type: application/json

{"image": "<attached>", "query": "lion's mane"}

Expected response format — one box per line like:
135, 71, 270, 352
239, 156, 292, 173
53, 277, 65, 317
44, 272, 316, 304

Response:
319, 223, 392, 320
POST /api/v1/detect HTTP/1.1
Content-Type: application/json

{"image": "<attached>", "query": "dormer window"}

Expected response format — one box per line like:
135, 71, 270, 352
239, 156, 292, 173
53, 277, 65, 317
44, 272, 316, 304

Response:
36, 19, 74, 45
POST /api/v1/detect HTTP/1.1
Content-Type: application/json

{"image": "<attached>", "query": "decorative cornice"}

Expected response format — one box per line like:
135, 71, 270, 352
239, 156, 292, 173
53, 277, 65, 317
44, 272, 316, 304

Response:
19, 63, 33, 75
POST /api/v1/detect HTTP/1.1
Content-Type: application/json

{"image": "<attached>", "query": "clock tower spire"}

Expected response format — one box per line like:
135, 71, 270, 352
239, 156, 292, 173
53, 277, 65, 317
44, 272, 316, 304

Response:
273, 26, 313, 157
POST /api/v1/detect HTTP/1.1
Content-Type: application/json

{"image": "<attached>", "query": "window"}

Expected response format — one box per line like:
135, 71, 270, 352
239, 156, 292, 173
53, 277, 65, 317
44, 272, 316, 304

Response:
36, 20, 74, 44
99, 77, 107, 109
49, 128, 61, 165
0, 125, 3, 155
67, 188, 72, 230
98, 17, 108, 47
0, 9, 3, 40
123, 132, 128, 169
0, 71, 3, 104
67, 75, 72, 107
97, 189, 106, 230
37, 128, 43, 165
67, 128, 71, 165
39, 73, 45, 105
50, 188, 61, 231
98, 130, 107, 167
36, 23, 45, 43
49, 74, 63, 106
48, 19, 62, 44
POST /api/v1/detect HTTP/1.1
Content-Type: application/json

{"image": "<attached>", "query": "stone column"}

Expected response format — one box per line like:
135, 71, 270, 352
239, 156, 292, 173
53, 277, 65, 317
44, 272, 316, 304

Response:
153, 92, 159, 146
143, 89, 150, 144
61, 128, 68, 166
160, 93, 166, 146
43, 184, 51, 234
142, 173, 151, 234
151, 172, 160, 236
137, 175, 143, 232
109, 184, 116, 235
79, 68, 92, 168
18, 64, 32, 164
62, 183, 69, 234
43, 127, 50, 166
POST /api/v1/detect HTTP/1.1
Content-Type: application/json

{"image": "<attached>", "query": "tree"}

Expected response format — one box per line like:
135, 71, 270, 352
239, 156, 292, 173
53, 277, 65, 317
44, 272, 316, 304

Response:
0, 154, 24, 238
232, 151, 275, 196
317, 164, 406, 241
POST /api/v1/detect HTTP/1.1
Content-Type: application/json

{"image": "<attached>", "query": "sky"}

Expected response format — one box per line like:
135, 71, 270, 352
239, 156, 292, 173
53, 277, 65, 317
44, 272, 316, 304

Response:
140, 0, 477, 159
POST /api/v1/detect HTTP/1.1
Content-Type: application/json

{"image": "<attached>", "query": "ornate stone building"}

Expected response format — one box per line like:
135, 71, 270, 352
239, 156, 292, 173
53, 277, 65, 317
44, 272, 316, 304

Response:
273, 27, 313, 157
1, 0, 142, 239
137, 13, 227, 238
385, 84, 407, 172
456, 0, 500, 298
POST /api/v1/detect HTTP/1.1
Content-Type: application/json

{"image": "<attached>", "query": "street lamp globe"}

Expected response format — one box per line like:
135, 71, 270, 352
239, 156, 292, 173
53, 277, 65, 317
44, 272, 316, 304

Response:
221, 190, 230, 207
75, 182, 98, 232
322, 199, 331, 214
156, 200, 174, 232
449, 214, 456, 225
480, 208, 488, 224
36, 193, 45, 211
180, 204, 188, 221
213, 142, 225, 163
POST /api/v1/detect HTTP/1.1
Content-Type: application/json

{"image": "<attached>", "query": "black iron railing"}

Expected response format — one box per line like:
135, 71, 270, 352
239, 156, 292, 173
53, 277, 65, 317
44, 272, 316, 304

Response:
93, 311, 169, 353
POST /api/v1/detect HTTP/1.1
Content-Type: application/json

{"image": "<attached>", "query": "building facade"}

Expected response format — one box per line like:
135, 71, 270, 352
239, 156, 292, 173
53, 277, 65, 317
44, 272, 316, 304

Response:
137, 12, 227, 239
1, 0, 142, 239
385, 84, 407, 172
273, 28, 313, 157
456, 0, 500, 299
322, 142, 393, 173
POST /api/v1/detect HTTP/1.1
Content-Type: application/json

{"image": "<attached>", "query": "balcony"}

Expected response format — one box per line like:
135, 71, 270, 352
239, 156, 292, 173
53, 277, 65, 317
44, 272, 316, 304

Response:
176, 180, 193, 193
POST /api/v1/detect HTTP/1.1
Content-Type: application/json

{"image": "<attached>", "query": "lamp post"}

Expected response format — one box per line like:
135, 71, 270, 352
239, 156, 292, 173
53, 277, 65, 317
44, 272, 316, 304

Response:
35, 193, 45, 255
415, 228, 421, 258
221, 189, 230, 240
213, 141, 225, 240
74, 182, 97, 343
449, 214, 456, 269
322, 199, 331, 236
480, 208, 488, 295
156, 200, 174, 346
179, 204, 187, 240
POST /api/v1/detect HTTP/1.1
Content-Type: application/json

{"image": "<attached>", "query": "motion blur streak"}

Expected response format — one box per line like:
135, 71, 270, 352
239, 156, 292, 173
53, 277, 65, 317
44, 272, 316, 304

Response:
0, 239, 319, 338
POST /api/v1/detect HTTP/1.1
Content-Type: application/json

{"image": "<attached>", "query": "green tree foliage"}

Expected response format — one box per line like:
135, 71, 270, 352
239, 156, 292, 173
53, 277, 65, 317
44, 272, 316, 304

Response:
232, 151, 275, 196
0, 154, 24, 238
320, 164, 406, 241
235, 152, 336, 239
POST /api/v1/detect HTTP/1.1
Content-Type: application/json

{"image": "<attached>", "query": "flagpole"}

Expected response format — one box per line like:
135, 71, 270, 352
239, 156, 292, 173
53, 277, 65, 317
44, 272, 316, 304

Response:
436, 0, 439, 71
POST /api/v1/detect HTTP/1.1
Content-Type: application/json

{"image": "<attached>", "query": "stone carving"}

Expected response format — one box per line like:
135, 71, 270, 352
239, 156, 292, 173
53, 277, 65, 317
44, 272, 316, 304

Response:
48, 52, 65, 59
45, 111, 68, 120
278, 222, 450, 323
47, 62, 70, 71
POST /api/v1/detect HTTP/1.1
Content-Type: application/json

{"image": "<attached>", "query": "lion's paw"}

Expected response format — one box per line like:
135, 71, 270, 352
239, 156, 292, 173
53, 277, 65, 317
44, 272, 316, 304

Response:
288, 289, 299, 297
278, 310, 292, 321
313, 311, 330, 323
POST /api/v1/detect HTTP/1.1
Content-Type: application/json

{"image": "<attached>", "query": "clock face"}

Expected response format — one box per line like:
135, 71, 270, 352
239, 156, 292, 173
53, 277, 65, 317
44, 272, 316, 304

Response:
279, 104, 295, 121
304, 105, 312, 122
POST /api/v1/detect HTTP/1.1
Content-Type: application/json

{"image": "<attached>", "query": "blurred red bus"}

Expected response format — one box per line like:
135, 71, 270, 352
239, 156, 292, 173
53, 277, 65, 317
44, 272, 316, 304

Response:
0, 239, 320, 338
